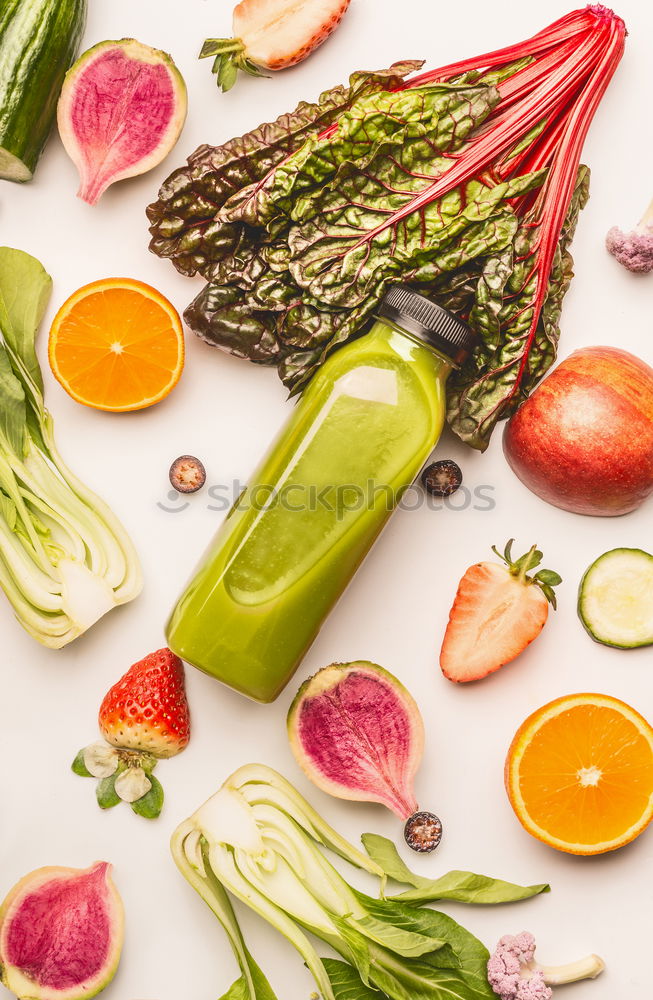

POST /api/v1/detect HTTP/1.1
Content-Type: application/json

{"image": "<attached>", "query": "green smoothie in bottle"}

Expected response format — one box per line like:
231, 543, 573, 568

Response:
166, 285, 476, 701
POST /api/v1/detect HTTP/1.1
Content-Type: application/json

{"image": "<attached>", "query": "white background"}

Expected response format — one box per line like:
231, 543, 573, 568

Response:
2, 0, 653, 997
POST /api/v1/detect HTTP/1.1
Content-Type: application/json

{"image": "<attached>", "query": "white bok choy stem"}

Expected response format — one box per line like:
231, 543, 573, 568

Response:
0, 247, 142, 647
171, 818, 333, 1000
170, 765, 470, 1000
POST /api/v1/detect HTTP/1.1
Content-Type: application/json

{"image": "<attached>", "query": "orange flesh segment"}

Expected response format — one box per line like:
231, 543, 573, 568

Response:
49, 281, 184, 412
509, 695, 653, 853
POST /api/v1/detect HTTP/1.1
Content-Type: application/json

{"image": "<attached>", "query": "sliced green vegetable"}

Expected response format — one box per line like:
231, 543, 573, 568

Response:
171, 765, 546, 1000
362, 834, 550, 904
0, 248, 142, 647
171, 823, 280, 1000
578, 548, 653, 649
0, 0, 86, 181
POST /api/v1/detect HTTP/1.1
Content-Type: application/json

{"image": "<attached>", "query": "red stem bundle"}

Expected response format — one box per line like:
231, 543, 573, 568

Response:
387, 6, 626, 414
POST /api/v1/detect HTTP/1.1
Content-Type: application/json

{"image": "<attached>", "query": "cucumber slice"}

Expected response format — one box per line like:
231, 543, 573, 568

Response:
578, 548, 653, 649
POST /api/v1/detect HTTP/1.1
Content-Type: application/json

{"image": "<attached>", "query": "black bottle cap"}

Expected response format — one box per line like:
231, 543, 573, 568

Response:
377, 284, 477, 366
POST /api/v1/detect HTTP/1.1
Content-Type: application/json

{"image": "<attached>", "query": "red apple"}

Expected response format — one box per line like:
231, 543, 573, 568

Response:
503, 346, 653, 516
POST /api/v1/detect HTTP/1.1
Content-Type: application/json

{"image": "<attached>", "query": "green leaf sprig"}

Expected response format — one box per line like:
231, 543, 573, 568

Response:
491, 539, 562, 608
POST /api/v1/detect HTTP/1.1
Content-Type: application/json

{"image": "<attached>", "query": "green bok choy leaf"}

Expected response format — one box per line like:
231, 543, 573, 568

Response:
171, 764, 547, 1000
0, 247, 142, 647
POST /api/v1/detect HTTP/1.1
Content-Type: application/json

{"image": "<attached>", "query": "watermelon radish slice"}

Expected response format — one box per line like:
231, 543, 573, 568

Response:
288, 662, 425, 821
0, 862, 124, 999
57, 38, 187, 205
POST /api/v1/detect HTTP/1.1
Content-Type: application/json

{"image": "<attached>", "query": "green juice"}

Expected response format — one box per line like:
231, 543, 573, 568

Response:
167, 291, 474, 702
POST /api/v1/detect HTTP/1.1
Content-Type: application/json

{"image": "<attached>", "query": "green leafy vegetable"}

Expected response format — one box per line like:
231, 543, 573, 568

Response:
171, 765, 546, 1000
171, 825, 280, 1000
447, 165, 590, 446
96, 774, 121, 810
71, 748, 92, 777
490, 539, 562, 609
0, 247, 142, 647
362, 834, 549, 905
130, 773, 164, 819
148, 9, 625, 448
324, 959, 381, 1000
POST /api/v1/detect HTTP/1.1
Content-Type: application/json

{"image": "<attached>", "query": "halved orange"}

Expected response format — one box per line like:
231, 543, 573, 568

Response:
49, 278, 184, 412
505, 693, 653, 855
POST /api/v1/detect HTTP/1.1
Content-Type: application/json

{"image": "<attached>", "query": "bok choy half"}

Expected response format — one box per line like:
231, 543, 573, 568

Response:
0, 247, 142, 647
171, 764, 549, 1000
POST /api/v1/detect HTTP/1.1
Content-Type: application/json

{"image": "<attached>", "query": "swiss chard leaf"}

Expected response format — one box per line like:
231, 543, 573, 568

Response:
150, 36, 597, 451
255, 83, 500, 229
362, 834, 550, 905
147, 62, 424, 278
286, 158, 541, 311
447, 164, 590, 448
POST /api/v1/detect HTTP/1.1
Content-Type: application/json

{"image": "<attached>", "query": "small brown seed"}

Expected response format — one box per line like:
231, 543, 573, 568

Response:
169, 455, 207, 494
404, 811, 443, 853
421, 460, 462, 498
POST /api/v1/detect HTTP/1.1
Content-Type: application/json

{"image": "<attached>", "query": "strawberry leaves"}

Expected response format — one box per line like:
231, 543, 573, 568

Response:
492, 539, 562, 607
131, 774, 164, 819
72, 744, 165, 819
96, 773, 122, 810
200, 38, 268, 92
71, 648, 189, 820
71, 748, 92, 777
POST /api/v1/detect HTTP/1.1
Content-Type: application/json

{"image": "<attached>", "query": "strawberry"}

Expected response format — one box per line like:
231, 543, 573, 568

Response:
99, 647, 190, 758
72, 648, 190, 819
200, 0, 351, 91
440, 541, 561, 684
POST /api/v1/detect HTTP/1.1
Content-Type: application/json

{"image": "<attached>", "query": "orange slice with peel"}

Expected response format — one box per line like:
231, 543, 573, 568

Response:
505, 693, 653, 855
49, 278, 184, 412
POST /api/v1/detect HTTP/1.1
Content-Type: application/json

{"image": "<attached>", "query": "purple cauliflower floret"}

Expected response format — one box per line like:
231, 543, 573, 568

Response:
487, 932, 604, 1000
515, 975, 553, 1000
606, 197, 653, 273
606, 226, 653, 273
487, 933, 552, 1000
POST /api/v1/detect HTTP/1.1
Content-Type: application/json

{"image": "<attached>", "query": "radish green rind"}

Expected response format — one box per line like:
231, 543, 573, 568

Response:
578, 548, 653, 649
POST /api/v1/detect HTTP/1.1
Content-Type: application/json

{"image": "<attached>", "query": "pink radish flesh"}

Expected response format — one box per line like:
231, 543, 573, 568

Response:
294, 667, 421, 818
3, 864, 112, 989
58, 41, 187, 205
72, 50, 175, 203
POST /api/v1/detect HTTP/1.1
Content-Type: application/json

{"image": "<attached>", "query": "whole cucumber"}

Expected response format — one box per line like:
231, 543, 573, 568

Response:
0, 0, 87, 182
